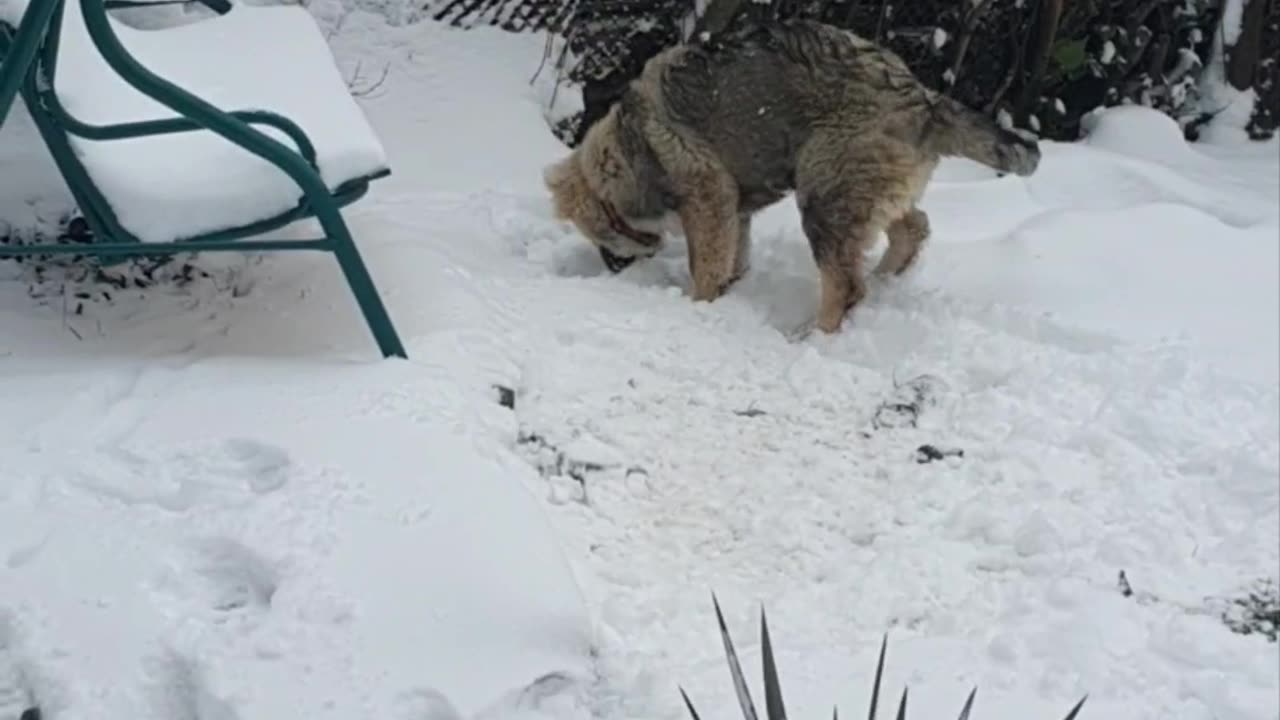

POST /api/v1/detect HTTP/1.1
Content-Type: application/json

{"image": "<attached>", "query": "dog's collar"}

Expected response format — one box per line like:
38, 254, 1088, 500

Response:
600, 199, 660, 248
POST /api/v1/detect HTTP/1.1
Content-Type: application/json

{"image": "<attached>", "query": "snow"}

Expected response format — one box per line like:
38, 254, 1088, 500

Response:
1196, 0, 1263, 146
2, 7, 1279, 720
1221, 0, 1246, 46
6, 0, 388, 243
0, 364, 593, 718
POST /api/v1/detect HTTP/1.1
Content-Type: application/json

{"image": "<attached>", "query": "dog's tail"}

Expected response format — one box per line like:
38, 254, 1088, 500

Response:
924, 94, 1041, 176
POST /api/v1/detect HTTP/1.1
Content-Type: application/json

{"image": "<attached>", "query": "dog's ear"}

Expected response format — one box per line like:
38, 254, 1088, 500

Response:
542, 156, 581, 221
544, 155, 603, 228
543, 156, 583, 194
542, 157, 570, 191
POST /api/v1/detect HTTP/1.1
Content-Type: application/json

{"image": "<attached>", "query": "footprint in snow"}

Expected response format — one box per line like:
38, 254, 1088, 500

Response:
70, 438, 291, 512
473, 673, 582, 720
145, 650, 241, 720
219, 438, 291, 496
150, 537, 279, 632
394, 673, 579, 720
392, 687, 463, 720
188, 537, 280, 619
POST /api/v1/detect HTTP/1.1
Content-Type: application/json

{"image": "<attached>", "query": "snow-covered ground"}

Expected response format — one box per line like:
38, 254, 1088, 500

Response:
1, 6, 1278, 720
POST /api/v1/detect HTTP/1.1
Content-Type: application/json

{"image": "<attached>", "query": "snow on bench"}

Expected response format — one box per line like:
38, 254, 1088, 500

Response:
1, 0, 388, 243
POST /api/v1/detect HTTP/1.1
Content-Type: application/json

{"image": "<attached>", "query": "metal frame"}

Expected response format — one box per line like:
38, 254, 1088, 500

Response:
0, 0, 407, 359
0, 0, 59, 125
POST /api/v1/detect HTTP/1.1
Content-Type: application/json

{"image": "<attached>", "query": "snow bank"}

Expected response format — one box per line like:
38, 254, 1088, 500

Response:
1081, 105, 1199, 165
929, 200, 1279, 384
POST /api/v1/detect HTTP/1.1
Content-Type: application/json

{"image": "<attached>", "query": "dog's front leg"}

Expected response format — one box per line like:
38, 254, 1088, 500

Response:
677, 174, 740, 302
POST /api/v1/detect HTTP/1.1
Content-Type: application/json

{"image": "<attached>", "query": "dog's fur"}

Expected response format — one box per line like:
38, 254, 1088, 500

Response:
544, 19, 1041, 332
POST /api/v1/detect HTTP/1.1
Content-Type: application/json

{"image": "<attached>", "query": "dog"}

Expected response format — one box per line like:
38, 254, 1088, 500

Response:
543, 18, 1041, 332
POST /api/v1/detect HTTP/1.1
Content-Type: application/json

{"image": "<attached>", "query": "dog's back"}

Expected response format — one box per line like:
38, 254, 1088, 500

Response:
625, 19, 1038, 190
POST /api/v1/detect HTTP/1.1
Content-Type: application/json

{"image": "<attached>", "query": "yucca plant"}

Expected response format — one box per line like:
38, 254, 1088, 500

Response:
680, 595, 1088, 720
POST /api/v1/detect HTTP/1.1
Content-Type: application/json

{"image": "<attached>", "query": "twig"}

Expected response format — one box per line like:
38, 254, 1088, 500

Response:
693, 0, 748, 39
530, 31, 556, 84
945, 0, 997, 94
1125, 0, 1163, 38
348, 61, 392, 98
1014, 0, 1064, 123
985, 23, 1023, 113
60, 284, 83, 341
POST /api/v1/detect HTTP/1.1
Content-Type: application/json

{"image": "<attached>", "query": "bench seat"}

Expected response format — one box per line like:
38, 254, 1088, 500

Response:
46, 0, 387, 243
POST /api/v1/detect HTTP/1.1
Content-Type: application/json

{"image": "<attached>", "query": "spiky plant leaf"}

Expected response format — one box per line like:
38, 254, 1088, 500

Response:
1062, 695, 1088, 720
760, 609, 787, 720
956, 688, 977, 720
712, 594, 760, 720
679, 687, 704, 720
866, 635, 888, 720
692, 598, 1088, 720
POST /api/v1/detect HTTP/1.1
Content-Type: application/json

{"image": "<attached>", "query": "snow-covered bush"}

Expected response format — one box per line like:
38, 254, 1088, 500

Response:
1032, 0, 1224, 140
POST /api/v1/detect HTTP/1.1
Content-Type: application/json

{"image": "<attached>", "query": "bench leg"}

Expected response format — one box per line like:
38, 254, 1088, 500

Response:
0, 0, 61, 128
328, 225, 406, 359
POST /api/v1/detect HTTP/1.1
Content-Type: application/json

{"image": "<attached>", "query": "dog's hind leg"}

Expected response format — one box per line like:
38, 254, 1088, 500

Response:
797, 191, 873, 333
797, 132, 924, 331
874, 207, 930, 276
795, 136, 877, 332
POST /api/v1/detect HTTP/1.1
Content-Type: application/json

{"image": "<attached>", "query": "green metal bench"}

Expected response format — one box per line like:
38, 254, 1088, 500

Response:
0, 0, 406, 359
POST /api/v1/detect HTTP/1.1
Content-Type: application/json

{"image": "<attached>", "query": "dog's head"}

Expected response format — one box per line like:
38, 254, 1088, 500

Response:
543, 117, 664, 273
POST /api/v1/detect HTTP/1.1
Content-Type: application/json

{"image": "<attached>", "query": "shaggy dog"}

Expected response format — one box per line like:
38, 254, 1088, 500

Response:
544, 19, 1041, 332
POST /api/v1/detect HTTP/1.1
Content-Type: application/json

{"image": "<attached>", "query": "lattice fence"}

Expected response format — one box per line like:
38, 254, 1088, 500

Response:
423, 0, 1273, 144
